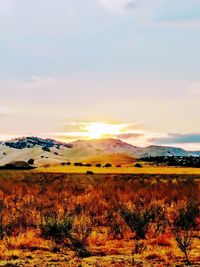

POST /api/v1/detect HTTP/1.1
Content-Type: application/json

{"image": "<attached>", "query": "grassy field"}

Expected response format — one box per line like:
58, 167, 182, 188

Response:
38, 164, 200, 175
0, 170, 199, 267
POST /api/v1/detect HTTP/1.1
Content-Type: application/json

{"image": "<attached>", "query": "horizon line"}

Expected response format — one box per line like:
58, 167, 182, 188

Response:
1, 135, 199, 152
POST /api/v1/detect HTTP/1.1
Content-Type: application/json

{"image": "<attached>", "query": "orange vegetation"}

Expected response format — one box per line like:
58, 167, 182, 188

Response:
0, 171, 199, 267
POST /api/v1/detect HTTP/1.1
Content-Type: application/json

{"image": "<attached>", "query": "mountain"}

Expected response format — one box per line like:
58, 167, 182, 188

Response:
4, 136, 72, 150
138, 145, 192, 157
0, 137, 73, 167
70, 138, 141, 156
69, 139, 200, 158
0, 136, 199, 167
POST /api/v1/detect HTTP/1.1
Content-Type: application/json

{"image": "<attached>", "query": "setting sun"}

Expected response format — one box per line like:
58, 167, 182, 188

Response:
83, 122, 123, 139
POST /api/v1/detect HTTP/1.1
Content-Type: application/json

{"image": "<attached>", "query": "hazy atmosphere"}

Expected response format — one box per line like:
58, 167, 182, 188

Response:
0, 2, 200, 267
1, 0, 200, 149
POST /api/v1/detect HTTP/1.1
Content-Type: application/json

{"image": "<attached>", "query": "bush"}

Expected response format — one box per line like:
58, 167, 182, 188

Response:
173, 202, 200, 264
70, 213, 92, 258
135, 163, 142, 168
96, 164, 101, 168
174, 230, 192, 264
107, 212, 125, 239
86, 171, 94, 175
120, 206, 155, 240
40, 210, 92, 258
174, 202, 199, 231
28, 159, 34, 165
84, 163, 92, 167
40, 213, 72, 244
0, 200, 4, 239
0, 220, 3, 240
74, 162, 83, 167
104, 163, 112, 168
42, 147, 50, 152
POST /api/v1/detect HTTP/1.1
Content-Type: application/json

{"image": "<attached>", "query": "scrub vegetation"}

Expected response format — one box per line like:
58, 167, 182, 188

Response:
0, 171, 199, 267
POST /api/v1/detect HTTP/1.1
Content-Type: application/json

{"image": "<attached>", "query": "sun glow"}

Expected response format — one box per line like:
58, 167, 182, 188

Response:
83, 122, 123, 139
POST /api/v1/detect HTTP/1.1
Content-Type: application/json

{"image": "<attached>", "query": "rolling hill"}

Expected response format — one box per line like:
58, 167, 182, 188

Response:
0, 136, 199, 167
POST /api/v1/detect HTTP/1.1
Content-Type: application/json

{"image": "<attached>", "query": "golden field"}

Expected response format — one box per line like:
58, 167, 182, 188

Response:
0, 170, 199, 267
38, 163, 200, 175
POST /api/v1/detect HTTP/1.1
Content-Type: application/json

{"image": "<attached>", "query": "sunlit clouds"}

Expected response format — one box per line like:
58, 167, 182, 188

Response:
52, 122, 140, 140
1, 75, 200, 150
83, 122, 127, 139
0, 1, 200, 150
48, 121, 159, 147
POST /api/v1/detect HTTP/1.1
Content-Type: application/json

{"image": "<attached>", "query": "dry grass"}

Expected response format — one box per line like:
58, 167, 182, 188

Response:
38, 164, 200, 174
0, 171, 199, 267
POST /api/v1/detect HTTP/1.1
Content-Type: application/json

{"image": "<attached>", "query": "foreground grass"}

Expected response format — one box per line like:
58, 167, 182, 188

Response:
0, 171, 199, 267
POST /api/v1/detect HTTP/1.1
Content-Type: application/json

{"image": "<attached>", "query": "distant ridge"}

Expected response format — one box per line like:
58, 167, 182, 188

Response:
0, 136, 200, 167
3, 136, 72, 149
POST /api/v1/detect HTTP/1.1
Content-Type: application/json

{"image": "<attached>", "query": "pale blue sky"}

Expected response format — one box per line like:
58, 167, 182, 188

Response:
0, 0, 200, 148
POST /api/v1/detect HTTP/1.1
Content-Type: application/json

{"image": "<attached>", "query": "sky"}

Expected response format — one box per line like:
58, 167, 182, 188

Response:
0, 0, 200, 149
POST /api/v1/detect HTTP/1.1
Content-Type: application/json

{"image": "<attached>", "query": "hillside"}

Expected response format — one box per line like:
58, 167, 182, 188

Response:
0, 136, 199, 167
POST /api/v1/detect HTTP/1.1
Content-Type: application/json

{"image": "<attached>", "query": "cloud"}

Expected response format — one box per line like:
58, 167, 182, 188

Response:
187, 82, 200, 95
48, 121, 145, 142
0, 106, 10, 116
47, 133, 86, 142
115, 133, 144, 139
98, 0, 137, 12
48, 131, 144, 143
149, 133, 200, 145
62, 122, 89, 133
97, 0, 200, 26
157, 19, 200, 29
0, 134, 17, 142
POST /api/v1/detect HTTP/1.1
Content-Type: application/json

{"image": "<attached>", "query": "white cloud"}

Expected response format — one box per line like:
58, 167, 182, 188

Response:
98, 0, 136, 12
157, 19, 200, 29
0, 0, 16, 17
97, 0, 163, 22
187, 82, 200, 95
0, 106, 8, 114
